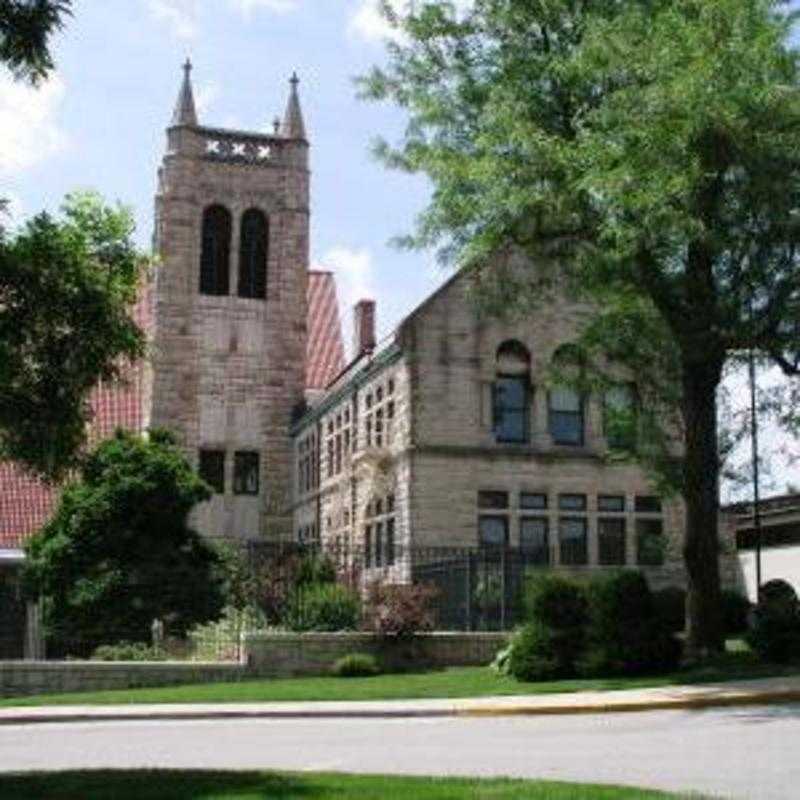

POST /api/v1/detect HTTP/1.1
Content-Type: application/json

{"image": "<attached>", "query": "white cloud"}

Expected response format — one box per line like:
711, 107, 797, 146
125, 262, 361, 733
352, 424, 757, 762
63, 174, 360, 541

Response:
229, 0, 299, 15
348, 0, 473, 44
146, 0, 198, 40
0, 73, 66, 173
348, 0, 405, 44
195, 81, 220, 115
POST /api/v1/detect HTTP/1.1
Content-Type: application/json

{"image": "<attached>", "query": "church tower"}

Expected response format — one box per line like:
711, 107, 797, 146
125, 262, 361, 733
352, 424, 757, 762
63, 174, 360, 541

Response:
151, 61, 309, 540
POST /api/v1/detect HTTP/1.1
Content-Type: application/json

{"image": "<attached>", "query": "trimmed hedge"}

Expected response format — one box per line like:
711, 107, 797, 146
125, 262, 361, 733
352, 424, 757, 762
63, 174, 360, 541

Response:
507, 575, 589, 681
583, 571, 682, 676
505, 571, 682, 682
746, 580, 800, 663
331, 652, 381, 678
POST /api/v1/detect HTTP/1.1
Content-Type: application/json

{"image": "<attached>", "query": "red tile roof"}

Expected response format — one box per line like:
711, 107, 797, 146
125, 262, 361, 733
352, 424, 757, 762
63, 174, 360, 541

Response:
306, 270, 346, 390
1, 272, 345, 546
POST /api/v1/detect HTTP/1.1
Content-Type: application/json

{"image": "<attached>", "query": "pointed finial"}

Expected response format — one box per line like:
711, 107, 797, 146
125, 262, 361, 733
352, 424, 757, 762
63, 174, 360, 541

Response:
281, 71, 306, 140
172, 57, 198, 127
272, 116, 281, 135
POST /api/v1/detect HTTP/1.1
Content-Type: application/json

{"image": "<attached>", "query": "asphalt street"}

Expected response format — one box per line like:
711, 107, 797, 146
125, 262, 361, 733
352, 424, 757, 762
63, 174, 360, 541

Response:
1, 705, 798, 799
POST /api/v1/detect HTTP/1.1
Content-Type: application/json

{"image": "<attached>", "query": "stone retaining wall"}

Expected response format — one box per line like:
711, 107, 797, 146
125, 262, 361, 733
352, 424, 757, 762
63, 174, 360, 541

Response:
0, 661, 246, 699
244, 631, 508, 677
0, 632, 508, 698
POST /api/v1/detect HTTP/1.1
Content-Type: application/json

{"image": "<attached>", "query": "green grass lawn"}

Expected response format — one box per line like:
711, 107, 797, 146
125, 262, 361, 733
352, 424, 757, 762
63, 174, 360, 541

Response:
0, 770, 686, 799
1, 645, 797, 708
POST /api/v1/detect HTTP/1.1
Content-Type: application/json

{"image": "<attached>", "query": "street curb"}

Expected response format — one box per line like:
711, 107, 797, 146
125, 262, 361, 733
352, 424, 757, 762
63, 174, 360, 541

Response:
2, 688, 800, 725
455, 689, 800, 717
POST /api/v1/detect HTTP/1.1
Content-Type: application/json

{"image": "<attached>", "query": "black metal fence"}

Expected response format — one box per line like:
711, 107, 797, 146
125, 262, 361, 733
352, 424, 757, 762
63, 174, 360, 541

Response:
4, 539, 565, 661
229, 539, 550, 632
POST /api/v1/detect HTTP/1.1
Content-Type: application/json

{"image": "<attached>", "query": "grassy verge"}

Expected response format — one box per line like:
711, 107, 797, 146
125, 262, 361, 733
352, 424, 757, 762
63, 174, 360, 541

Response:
1, 646, 797, 708
0, 770, 685, 799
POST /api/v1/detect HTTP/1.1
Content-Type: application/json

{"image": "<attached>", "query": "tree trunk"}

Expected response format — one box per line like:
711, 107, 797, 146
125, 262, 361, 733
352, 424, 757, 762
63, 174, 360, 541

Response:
682, 359, 726, 656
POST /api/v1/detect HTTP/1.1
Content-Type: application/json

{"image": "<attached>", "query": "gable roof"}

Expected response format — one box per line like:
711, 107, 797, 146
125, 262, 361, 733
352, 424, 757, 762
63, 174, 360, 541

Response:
306, 270, 346, 390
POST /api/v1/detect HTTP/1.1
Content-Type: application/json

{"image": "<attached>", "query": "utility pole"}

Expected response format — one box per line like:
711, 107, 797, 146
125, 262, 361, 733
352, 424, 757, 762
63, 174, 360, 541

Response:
748, 349, 763, 600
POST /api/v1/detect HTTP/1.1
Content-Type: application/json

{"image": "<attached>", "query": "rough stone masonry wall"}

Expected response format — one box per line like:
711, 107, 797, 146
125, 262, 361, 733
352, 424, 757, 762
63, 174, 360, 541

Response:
0, 662, 246, 699
244, 631, 508, 677
398, 261, 743, 590
0, 633, 507, 697
151, 125, 309, 541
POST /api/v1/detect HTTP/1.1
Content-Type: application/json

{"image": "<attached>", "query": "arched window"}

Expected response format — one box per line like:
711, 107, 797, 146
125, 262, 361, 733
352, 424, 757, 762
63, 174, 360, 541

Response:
548, 344, 586, 446
493, 340, 530, 444
199, 205, 231, 296
238, 209, 268, 299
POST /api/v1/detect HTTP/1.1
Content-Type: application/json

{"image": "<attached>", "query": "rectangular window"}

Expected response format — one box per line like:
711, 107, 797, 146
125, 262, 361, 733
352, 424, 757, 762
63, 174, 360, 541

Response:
493, 377, 529, 443
376, 408, 384, 448
327, 440, 334, 478
478, 491, 509, 510
233, 451, 259, 495
598, 518, 626, 565
335, 434, 342, 474
520, 517, 549, 565
364, 525, 372, 568
479, 515, 508, 547
375, 521, 384, 567
549, 388, 584, 446
598, 494, 625, 513
559, 517, 588, 565
635, 496, 662, 513
637, 519, 665, 566
520, 492, 548, 510
199, 450, 225, 494
558, 493, 587, 511
386, 518, 396, 566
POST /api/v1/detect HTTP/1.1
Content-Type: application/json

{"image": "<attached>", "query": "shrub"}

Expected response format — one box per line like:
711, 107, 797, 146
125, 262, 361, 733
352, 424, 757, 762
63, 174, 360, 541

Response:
721, 589, 752, 636
582, 571, 682, 676
507, 621, 566, 681
284, 583, 361, 632
653, 586, 686, 633
506, 574, 589, 681
747, 581, 800, 663
188, 604, 267, 661
362, 582, 439, 638
523, 573, 589, 630
91, 642, 166, 662
331, 652, 380, 678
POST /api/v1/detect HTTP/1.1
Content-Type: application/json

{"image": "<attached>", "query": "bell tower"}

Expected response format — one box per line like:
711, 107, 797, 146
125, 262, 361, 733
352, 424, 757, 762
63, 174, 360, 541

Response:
151, 61, 310, 540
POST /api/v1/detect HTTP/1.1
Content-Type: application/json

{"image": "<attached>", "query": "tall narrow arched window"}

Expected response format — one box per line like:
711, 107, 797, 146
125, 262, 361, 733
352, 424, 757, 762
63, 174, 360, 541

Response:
492, 340, 531, 444
199, 205, 231, 296
238, 209, 268, 299
548, 344, 586, 446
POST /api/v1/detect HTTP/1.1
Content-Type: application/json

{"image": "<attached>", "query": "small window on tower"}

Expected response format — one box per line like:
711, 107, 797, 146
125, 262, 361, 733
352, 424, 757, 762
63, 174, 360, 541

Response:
234, 451, 260, 495
199, 450, 225, 494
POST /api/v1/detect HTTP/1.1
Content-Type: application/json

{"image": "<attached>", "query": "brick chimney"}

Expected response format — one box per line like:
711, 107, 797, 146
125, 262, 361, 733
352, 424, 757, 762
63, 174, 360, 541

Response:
353, 299, 376, 358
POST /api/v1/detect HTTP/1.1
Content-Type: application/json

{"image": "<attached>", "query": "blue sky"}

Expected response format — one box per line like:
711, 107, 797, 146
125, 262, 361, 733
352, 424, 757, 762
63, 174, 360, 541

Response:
0, 0, 795, 498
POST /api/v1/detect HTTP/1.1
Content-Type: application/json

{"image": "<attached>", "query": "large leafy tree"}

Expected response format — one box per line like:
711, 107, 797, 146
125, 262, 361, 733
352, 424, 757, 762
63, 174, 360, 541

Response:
0, 191, 145, 480
362, 0, 800, 653
0, 0, 71, 83
24, 430, 225, 656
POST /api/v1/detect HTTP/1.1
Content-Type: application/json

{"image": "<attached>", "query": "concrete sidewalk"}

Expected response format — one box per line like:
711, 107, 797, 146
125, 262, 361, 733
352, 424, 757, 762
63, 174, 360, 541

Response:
1, 675, 800, 725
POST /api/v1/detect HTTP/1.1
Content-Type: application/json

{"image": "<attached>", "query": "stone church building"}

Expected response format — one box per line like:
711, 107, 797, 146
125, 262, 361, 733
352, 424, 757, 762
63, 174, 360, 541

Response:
0, 63, 742, 591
